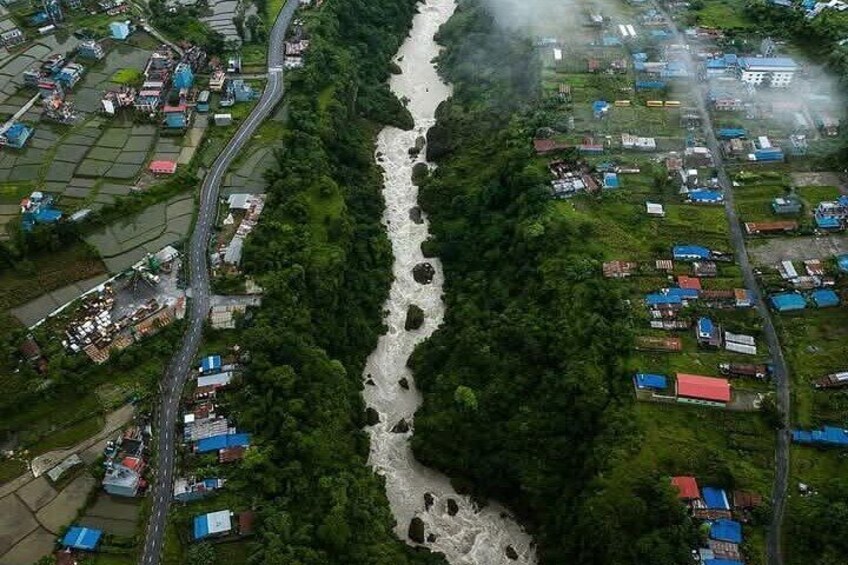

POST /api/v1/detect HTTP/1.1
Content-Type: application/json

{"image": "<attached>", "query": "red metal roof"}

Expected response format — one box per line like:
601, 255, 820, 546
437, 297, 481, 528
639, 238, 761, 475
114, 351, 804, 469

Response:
149, 160, 177, 174
677, 275, 702, 290
676, 373, 731, 402
671, 475, 700, 499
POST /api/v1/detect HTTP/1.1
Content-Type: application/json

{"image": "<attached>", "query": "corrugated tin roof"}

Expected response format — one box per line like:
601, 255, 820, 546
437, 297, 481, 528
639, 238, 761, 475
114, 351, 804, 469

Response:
677, 374, 731, 402
671, 475, 699, 499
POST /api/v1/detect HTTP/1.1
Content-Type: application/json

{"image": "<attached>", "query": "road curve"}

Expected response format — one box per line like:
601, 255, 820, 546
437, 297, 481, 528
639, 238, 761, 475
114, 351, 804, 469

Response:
139, 2, 298, 564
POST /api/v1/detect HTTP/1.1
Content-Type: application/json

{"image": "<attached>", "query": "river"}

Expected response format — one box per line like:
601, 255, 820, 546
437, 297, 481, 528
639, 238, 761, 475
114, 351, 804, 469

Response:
362, 0, 537, 563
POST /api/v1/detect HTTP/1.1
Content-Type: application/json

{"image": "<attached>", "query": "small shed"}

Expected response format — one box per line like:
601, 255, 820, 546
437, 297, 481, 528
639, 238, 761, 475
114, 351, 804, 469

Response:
193, 510, 233, 540
671, 476, 700, 500
214, 113, 233, 126
673, 245, 711, 261
200, 355, 222, 373
62, 526, 102, 551
149, 160, 177, 175
634, 373, 667, 390
109, 21, 131, 41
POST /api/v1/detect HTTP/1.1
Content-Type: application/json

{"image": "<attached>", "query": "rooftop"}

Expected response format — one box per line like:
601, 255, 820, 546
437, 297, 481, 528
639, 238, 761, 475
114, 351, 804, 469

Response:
676, 373, 731, 402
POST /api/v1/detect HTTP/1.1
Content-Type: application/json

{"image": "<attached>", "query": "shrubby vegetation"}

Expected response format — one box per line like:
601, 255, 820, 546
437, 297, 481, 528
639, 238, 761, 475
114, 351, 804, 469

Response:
223, 0, 444, 562
409, 1, 699, 562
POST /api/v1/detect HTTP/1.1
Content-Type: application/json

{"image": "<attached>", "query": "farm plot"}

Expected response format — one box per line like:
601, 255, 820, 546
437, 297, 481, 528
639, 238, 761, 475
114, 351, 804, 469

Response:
85, 194, 195, 272
223, 146, 274, 195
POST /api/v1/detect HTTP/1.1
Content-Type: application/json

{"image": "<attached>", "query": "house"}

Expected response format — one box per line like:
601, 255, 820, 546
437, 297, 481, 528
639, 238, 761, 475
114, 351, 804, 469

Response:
621, 133, 656, 151
646, 202, 665, 216
148, 160, 177, 175
673, 245, 711, 261
62, 526, 102, 551
109, 21, 131, 40
197, 371, 233, 388
195, 432, 250, 454
174, 477, 224, 502
671, 476, 700, 500
193, 510, 233, 540
804, 259, 824, 276
77, 40, 105, 60
656, 259, 674, 272
770, 196, 800, 216
792, 426, 848, 447
770, 292, 806, 311
214, 113, 233, 127
688, 189, 724, 204
200, 355, 222, 373
725, 332, 757, 355
102, 462, 143, 497
692, 261, 718, 277
811, 288, 839, 307
710, 519, 742, 543
634, 373, 668, 390
602, 260, 638, 278
737, 57, 798, 87
735, 288, 752, 308
196, 90, 210, 113
603, 172, 619, 189
733, 491, 763, 510
744, 220, 798, 235
837, 254, 848, 273
678, 276, 702, 290
702, 487, 732, 511
1, 123, 33, 149
172, 62, 193, 89
675, 374, 731, 407
696, 317, 722, 347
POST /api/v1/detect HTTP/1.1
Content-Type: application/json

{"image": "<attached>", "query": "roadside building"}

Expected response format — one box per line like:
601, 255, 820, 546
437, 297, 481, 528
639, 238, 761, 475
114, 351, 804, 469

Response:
195, 432, 250, 454
770, 292, 807, 312
811, 288, 840, 307
688, 189, 724, 204
193, 510, 233, 540
737, 57, 798, 87
675, 373, 731, 407
174, 477, 224, 502
792, 425, 848, 447
214, 113, 233, 126
200, 355, 222, 373
102, 462, 143, 497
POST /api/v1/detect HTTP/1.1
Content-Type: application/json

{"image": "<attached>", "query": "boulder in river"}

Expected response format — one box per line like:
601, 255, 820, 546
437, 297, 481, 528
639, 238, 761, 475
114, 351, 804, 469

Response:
399, 377, 410, 390
405, 304, 424, 330
446, 498, 459, 516
411, 162, 429, 185
391, 419, 410, 433
408, 517, 425, 543
365, 407, 380, 426
409, 206, 423, 224
365, 378, 375, 386
427, 534, 437, 543
505, 546, 519, 560
424, 492, 434, 511
412, 262, 435, 284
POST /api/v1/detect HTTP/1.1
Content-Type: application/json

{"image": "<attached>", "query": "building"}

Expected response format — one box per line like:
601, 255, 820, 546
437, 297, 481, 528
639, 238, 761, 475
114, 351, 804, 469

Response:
673, 245, 711, 261
696, 317, 722, 347
634, 336, 682, 351
692, 261, 718, 277
200, 355, 222, 373
0, 27, 25, 48
214, 113, 233, 126
634, 373, 668, 390
61, 526, 102, 551
77, 40, 105, 60
109, 21, 131, 41
678, 275, 701, 290
646, 202, 665, 216
688, 189, 724, 204
148, 160, 177, 175
811, 288, 839, 307
771, 196, 801, 215
193, 510, 233, 540
675, 373, 731, 407
172, 62, 193, 90
197, 371, 233, 388
602, 260, 638, 278
702, 487, 732, 510
196, 90, 210, 113
1, 123, 33, 149
737, 57, 798, 87
219, 446, 247, 463
174, 477, 224, 502
744, 220, 798, 235
671, 476, 700, 500
163, 104, 189, 130
770, 292, 807, 312
195, 432, 250, 454
102, 462, 142, 497
792, 426, 848, 447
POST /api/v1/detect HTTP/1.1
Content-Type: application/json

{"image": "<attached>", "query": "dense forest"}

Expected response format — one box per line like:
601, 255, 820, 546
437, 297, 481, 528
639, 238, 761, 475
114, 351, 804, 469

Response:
410, 1, 699, 562
224, 0, 446, 563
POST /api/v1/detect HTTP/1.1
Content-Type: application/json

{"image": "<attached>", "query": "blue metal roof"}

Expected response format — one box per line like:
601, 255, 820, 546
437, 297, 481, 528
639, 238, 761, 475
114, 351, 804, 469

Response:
646, 293, 682, 306
815, 215, 842, 229
62, 526, 102, 550
201, 355, 222, 373
770, 292, 806, 311
811, 289, 839, 308
666, 287, 700, 299
673, 245, 711, 259
636, 80, 666, 89
837, 254, 848, 273
194, 515, 210, 539
690, 190, 724, 203
718, 128, 746, 139
635, 373, 667, 390
705, 560, 744, 565
702, 487, 730, 510
710, 519, 742, 543
603, 173, 619, 188
698, 317, 714, 335
792, 426, 848, 446
196, 432, 251, 453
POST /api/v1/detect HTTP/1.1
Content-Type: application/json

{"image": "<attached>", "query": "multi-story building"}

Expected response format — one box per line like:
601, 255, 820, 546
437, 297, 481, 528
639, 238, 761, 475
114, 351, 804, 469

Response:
737, 57, 798, 87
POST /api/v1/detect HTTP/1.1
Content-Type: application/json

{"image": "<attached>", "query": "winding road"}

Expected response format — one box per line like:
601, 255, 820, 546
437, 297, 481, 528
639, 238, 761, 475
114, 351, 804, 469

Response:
139, 2, 298, 563
652, 6, 791, 564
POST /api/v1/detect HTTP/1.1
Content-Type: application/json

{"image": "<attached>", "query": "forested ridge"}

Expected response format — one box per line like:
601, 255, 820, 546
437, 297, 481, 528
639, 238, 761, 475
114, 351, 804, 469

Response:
223, 0, 446, 562
411, 1, 699, 562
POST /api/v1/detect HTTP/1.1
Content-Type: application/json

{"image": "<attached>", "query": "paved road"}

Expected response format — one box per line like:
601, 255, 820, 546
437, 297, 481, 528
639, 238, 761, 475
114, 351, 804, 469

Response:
139, 3, 298, 564
653, 7, 791, 565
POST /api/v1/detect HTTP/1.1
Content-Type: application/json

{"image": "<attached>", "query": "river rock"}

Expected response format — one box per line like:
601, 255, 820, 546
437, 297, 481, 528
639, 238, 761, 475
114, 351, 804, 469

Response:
446, 498, 459, 516
427, 534, 437, 543
411, 162, 429, 185
405, 305, 424, 330
392, 419, 410, 433
505, 545, 519, 560
365, 378, 375, 386
424, 492, 434, 511
399, 377, 410, 390
413, 262, 435, 284
365, 407, 380, 426
408, 517, 425, 543
409, 206, 423, 224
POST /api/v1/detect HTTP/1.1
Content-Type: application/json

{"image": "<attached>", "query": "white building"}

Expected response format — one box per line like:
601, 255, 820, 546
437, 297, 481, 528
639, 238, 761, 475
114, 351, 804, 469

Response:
737, 57, 798, 88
